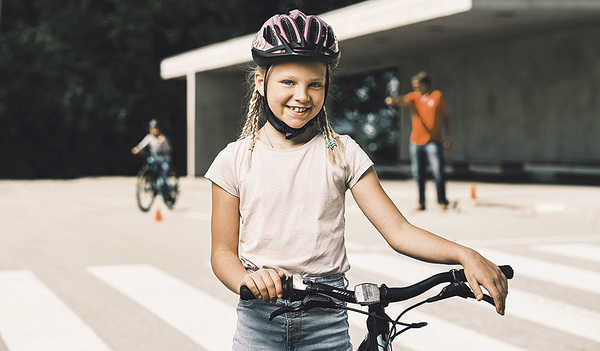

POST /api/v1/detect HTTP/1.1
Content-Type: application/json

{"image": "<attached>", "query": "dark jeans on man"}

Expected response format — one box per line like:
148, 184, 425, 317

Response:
409, 142, 448, 208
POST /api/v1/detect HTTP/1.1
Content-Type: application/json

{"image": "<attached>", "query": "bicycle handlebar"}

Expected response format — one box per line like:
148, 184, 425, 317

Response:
240, 265, 513, 305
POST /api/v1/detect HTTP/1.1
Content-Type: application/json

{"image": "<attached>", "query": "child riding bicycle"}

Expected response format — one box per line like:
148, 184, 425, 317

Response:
132, 119, 172, 194
205, 9, 509, 350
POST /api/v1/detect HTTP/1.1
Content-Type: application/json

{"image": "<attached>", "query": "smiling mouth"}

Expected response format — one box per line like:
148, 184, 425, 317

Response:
288, 106, 309, 113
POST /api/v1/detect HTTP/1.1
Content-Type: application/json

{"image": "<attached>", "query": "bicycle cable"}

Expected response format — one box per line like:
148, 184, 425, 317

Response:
341, 304, 426, 329
388, 299, 429, 343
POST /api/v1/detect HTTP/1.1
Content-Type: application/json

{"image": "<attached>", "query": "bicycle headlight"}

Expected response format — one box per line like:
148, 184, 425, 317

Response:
354, 283, 380, 305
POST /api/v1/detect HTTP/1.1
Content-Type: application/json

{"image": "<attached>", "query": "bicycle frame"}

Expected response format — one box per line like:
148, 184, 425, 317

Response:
143, 156, 161, 184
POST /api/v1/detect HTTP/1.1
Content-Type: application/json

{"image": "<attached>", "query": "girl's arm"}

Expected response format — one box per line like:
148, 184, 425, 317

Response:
350, 167, 508, 315
158, 134, 172, 153
210, 183, 283, 303
131, 135, 149, 154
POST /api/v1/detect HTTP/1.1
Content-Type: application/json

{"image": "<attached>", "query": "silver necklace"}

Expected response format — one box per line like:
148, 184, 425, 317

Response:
264, 128, 275, 148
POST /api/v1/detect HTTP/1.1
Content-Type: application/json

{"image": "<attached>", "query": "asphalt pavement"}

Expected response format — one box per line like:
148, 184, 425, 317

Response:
0, 176, 599, 351
383, 178, 600, 228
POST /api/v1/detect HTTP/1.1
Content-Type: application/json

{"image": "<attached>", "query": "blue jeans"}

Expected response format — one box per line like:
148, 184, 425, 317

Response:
152, 155, 171, 193
409, 142, 448, 207
232, 275, 352, 351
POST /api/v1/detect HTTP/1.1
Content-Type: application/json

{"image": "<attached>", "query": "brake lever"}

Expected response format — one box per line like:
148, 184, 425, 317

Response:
427, 282, 495, 306
269, 294, 341, 321
301, 294, 340, 310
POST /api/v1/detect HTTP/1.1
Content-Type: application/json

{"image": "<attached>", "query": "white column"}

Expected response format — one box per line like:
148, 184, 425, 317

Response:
186, 71, 196, 178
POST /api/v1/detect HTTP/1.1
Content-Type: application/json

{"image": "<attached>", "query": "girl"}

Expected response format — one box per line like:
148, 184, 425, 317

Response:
131, 119, 172, 194
205, 10, 508, 350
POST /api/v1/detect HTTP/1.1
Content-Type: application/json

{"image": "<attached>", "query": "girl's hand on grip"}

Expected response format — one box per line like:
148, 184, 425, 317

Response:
462, 252, 508, 315
240, 269, 286, 303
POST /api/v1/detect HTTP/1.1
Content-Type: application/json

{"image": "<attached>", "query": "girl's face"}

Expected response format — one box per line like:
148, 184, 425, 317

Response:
257, 60, 327, 129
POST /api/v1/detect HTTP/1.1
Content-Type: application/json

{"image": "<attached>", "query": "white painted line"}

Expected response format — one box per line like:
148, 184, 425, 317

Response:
88, 264, 235, 351
479, 248, 600, 295
460, 234, 600, 247
348, 248, 600, 344
0, 270, 112, 351
507, 289, 600, 343
348, 235, 600, 251
533, 243, 600, 264
533, 202, 567, 213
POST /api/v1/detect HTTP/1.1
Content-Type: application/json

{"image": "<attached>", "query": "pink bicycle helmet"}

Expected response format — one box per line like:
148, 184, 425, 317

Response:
251, 9, 340, 67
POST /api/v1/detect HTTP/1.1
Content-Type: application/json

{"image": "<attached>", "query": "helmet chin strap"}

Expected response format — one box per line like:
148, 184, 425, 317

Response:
262, 96, 317, 139
262, 65, 329, 140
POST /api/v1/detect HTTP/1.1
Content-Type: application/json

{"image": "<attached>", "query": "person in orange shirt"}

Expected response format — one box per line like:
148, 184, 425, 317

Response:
385, 71, 451, 210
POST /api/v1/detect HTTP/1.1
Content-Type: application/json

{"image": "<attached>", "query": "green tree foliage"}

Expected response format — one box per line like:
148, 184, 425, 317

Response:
0, 0, 365, 178
329, 69, 400, 165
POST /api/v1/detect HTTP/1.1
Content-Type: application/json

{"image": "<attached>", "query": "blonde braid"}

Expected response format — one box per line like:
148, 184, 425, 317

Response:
240, 90, 260, 139
240, 90, 262, 169
319, 108, 347, 168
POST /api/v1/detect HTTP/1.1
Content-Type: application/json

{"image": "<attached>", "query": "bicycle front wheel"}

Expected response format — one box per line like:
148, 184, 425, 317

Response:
163, 173, 179, 209
136, 171, 155, 212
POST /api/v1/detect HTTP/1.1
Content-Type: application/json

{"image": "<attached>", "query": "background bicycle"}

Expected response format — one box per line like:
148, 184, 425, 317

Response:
135, 151, 179, 212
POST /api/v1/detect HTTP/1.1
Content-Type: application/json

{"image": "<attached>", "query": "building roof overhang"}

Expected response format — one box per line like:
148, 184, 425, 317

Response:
160, 0, 600, 79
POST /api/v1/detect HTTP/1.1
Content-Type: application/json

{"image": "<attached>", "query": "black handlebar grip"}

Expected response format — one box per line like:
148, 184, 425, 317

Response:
456, 265, 514, 282
240, 285, 257, 300
500, 265, 514, 279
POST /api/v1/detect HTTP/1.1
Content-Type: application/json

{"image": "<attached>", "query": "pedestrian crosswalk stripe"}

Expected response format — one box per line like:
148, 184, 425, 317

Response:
348, 248, 600, 344
2, 247, 598, 350
88, 264, 235, 351
533, 243, 600, 264
459, 234, 600, 248
479, 248, 600, 295
0, 270, 112, 351
507, 289, 600, 343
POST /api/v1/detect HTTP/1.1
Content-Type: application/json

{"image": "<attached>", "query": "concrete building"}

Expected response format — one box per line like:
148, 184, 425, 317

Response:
160, 0, 600, 182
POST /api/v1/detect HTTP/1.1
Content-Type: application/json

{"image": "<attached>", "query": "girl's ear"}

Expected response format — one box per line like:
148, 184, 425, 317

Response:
255, 71, 265, 96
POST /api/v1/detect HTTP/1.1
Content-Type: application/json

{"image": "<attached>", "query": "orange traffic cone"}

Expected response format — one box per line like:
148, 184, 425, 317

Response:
154, 208, 162, 222
470, 183, 477, 201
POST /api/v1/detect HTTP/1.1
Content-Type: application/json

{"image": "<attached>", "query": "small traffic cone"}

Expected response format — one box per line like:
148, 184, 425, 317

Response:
470, 183, 477, 201
154, 208, 162, 222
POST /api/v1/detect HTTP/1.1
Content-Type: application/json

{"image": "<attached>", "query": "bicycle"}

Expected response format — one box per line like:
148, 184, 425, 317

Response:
135, 151, 179, 212
241, 265, 513, 350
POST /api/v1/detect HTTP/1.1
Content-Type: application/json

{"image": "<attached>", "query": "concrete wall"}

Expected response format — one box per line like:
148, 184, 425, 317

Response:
195, 71, 247, 176
390, 21, 600, 174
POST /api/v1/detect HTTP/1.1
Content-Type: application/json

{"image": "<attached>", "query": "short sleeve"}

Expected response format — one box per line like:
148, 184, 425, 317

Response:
342, 136, 374, 189
204, 143, 240, 197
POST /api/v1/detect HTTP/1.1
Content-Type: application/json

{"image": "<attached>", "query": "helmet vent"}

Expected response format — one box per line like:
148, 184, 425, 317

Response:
294, 16, 305, 35
326, 27, 335, 48
264, 26, 278, 46
281, 18, 297, 43
308, 18, 319, 44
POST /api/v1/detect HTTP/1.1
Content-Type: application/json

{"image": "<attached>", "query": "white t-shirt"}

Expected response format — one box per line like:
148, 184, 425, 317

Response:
136, 134, 170, 156
205, 133, 373, 277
